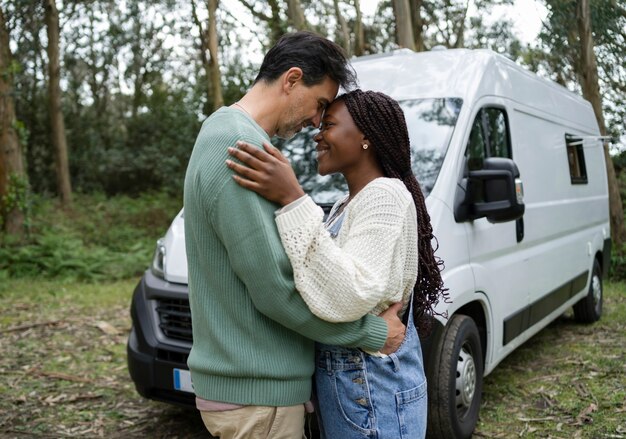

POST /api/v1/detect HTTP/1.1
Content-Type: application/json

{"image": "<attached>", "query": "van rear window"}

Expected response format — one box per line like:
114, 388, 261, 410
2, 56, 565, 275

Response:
565, 134, 588, 184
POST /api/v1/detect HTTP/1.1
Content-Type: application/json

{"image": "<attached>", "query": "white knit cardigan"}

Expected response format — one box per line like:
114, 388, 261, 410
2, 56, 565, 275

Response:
275, 177, 418, 323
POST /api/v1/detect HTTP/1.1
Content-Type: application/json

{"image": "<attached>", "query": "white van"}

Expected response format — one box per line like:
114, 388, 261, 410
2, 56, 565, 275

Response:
127, 48, 610, 439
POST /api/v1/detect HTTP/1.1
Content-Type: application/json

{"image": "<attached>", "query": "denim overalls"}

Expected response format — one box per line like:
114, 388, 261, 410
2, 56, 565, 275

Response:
314, 204, 427, 438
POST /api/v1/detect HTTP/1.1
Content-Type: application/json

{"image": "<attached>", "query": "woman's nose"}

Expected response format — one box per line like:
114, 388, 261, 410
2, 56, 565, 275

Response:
313, 131, 323, 142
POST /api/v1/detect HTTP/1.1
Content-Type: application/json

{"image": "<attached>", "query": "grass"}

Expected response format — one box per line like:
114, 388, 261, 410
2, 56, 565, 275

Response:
0, 277, 624, 437
1, 192, 625, 437
0, 278, 206, 438
475, 281, 626, 438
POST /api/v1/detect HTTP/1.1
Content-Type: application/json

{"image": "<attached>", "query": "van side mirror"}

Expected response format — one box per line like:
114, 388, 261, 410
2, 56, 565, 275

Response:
455, 157, 525, 223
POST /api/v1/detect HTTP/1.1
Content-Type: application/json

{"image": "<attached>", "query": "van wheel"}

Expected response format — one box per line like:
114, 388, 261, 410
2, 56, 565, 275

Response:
573, 259, 602, 323
427, 315, 483, 439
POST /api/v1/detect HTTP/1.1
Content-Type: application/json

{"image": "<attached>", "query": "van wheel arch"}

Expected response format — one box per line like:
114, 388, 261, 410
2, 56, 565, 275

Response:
454, 301, 487, 365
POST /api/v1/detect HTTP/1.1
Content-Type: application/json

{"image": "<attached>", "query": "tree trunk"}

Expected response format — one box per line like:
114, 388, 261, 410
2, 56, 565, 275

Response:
392, 0, 416, 50
409, 0, 425, 51
333, 0, 351, 55
577, 0, 624, 246
129, 2, 144, 120
44, 0, 72, 206
86, 9, 102, 114
353, 0, 365, 56
286, 0, 308, 30
207, 0, 223, 111
191, 0, 214, 110
0, 7, 26, 236
192, 0, 224, 112
452, 0, 470, 48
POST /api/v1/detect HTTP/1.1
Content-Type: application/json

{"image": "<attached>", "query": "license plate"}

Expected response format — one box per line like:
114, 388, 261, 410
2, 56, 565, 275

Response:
173, 368, 194, 393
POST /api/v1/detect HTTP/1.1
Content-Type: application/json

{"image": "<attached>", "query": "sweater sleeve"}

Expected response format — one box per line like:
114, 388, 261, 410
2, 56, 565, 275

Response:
210, 177, 388, 352
275, 183, 411, 322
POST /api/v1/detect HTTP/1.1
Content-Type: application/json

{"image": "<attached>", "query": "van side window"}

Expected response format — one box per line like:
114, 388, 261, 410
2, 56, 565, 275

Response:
484, 108, 510, 158
466, 107, 511, 171
565, 134, 588, 184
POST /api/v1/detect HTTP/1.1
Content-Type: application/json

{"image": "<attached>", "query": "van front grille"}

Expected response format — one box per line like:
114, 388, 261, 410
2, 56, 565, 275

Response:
155, 298, 193, 342
156, 348, 189, 364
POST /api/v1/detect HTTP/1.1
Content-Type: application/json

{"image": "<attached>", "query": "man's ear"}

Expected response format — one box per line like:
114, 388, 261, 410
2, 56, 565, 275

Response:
282, 67, 304, 94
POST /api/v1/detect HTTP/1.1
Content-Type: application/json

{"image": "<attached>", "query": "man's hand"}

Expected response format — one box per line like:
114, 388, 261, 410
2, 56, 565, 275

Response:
379, 302, 406, 355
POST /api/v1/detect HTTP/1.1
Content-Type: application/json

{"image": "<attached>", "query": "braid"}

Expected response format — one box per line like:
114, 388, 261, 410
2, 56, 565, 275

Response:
339, 90, 449, 335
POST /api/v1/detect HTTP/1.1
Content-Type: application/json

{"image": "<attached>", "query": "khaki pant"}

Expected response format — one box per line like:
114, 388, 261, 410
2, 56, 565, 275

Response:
200, 404, 305, 439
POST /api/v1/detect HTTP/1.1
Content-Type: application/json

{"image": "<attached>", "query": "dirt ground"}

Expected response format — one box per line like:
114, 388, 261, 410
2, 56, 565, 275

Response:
1, 279, 624, 438
0, 280, 208, 438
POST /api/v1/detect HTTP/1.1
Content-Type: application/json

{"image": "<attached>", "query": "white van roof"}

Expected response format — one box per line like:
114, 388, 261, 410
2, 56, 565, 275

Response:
353, 48, 598, 132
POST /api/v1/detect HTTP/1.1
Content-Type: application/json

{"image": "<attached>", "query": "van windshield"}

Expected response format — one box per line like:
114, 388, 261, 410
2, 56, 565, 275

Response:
275, 97, 462, 204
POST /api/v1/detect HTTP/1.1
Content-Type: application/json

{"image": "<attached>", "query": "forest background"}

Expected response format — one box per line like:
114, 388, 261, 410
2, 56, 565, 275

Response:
1, 1, 626, 436
1, 0, 626, 277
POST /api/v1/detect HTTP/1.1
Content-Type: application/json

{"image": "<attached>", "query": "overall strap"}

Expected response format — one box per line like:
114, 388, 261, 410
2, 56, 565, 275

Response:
326, 213, 345, 238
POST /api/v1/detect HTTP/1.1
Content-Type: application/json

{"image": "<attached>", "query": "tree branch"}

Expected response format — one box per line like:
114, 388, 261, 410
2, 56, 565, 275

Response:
237, 0, 272, 22
610, 0, 626, 18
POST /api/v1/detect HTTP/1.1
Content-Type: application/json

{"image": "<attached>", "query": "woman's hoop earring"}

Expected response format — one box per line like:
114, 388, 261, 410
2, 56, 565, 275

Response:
362, 144, 368, 150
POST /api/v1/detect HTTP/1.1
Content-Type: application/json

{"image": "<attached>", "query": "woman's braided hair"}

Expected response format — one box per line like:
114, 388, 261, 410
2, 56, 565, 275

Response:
338, 89, 449, 334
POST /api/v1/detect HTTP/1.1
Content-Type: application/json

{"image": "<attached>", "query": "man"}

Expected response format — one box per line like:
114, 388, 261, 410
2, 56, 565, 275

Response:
184, 31, 405, 438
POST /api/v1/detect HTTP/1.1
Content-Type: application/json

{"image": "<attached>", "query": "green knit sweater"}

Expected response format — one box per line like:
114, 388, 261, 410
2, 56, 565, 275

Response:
183, 107, 388, 406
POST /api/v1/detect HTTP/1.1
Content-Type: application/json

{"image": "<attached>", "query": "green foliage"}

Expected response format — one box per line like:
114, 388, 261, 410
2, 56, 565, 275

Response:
0, 192, 181, 281
66, 79, 203, 196
9, 0, 209, 197
467, 17, 522, 59
522, 0, 626, 144
0, 173, 31, 231
6, 0, 582, 200
0, 231, 140, 281
610, 152, 626, 281
1, 59, 21, 80
1, 173, 29, 212
11, 118, 29, 146
17, 86, 54, 194
609, 244, 626, 281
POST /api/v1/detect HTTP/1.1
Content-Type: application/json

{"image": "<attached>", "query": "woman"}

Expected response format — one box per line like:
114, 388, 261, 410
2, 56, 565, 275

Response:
226, 89, 447, 438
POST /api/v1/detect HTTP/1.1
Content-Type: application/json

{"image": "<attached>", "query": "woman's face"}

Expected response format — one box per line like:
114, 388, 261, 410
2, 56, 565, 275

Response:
314, 100, 367, 177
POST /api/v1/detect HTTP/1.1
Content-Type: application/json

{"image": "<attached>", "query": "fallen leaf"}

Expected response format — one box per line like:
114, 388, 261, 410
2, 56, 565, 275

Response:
42, 393, 68, 405
94, 321, 119, 335
576, 403, 598, 424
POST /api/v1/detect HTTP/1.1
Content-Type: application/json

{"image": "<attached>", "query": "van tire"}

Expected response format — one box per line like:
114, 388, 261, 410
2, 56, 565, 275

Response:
427, 315, 483, 439
573, 259, 603, 323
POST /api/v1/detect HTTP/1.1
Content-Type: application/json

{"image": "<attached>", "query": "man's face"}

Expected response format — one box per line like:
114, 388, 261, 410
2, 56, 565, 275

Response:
277, 76, 339, 139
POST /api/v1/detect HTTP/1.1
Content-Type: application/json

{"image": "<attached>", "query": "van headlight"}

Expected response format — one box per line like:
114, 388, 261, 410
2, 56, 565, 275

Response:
151, 238, 166, 279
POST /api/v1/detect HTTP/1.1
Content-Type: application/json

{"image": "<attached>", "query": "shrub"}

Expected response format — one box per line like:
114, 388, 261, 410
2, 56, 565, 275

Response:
609, 243, 626, 281
0, 192, 181, 281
